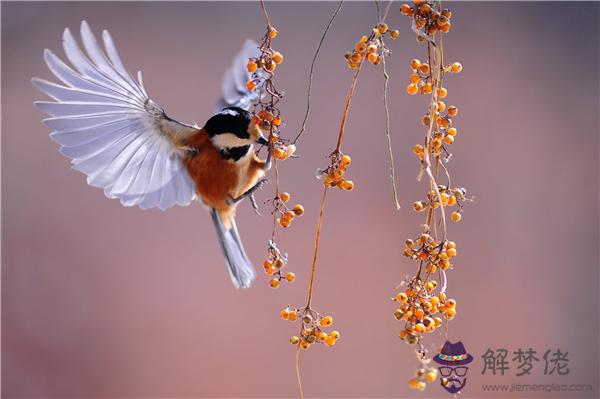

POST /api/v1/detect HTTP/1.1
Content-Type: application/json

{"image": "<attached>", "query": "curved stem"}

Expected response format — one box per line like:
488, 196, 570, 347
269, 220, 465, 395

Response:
381, 38, 401, 210
306, 187, 329, 308
294, 0, 345, 145
295, 347, 305, 399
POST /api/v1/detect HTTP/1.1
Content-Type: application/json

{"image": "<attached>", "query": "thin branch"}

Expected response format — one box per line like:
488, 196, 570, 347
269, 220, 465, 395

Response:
381, 38, 401, 210
293, 0, 345, 145
259, 0, 272, 28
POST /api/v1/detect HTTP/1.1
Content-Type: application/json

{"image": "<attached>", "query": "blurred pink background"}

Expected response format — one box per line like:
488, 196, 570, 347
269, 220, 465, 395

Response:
2, 1, 598, 398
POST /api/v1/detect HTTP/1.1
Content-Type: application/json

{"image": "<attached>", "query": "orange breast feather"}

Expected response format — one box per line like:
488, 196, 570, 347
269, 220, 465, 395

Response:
182, 132, 239, 211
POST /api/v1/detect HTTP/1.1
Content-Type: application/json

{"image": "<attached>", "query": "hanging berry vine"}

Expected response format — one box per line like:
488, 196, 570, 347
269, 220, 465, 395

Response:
394, 0, 470, 392
246, 0, 304, 289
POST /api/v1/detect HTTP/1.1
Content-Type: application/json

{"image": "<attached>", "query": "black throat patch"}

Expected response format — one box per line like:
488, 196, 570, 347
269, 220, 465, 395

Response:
220, 145, 250, 162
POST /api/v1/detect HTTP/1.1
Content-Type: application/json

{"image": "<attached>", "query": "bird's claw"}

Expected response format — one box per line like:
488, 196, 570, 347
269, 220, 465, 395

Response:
250, 194, 261, 216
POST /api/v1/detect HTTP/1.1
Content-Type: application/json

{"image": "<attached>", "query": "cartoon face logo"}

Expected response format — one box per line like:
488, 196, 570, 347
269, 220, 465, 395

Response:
433, 341, 473, 395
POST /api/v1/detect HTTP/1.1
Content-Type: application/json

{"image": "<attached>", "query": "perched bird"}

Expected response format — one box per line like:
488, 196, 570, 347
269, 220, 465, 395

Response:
32, 21, 271, 289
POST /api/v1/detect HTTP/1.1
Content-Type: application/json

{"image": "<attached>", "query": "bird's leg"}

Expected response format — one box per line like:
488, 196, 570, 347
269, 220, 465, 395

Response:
227, 178, 269, 208
262, 147, 272, 171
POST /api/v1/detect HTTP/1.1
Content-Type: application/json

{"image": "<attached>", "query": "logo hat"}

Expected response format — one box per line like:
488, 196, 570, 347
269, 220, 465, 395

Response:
433, 341, 474, 366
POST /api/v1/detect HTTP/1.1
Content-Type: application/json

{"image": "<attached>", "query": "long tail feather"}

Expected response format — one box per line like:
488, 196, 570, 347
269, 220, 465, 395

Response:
210, 209, 255, 289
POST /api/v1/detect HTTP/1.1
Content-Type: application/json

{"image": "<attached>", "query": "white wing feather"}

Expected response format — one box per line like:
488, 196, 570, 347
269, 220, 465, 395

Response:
33, 21, 199, 210
216, 39, 264, 111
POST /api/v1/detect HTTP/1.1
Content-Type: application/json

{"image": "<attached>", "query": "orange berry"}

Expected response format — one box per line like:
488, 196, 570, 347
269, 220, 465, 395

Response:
419, 63, 430, 74
447, 127, 457, 136
331, 331, 340, 339
432, 138, 442, 149
396, 292, 409, 302
274, 258, 285, 269
355, 42, 367, 53
437, 101, 446, 112
390, 30, 400, 39
450, 211, 462, 222
281, 309, 290, 319
444, 135, 454, 145
437, 87, 448, 98
367, 52, 379, 64
377, 22, 389, 34
273, 148, 286, 160
414, 323, 425, 333
410, 73, 420, 84
246, 80, 256, 91
272, 116, 282, 126
413, 144, 424, 154
280, 192, 291, 203
272, 52, 284, 64
341, 180, 355, 191
290, 336, 300, 345
410, 59, 421, 70
423, 83, 433, 94
265, 267, 275, 276
413, 201, 425, 212
284, 210, 296, 220
447, 106, 458, 117
264, 60, 277, 73
324, 336, 336, 347
451, 62, 462, 73
292, 204, 304, 216
340, 154, 352, 165
401, 4, 411, 15
407, 84, 419, 95
288, 311, 298, 321
285, 272, 296, 282
320, 316, 333, 326
268, 27, 278, 38
247, 60, 258, 73
270, 278, 280, 288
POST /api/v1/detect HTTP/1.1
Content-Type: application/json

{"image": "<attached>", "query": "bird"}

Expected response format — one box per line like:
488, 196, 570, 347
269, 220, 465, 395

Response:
32, 21, 272, 289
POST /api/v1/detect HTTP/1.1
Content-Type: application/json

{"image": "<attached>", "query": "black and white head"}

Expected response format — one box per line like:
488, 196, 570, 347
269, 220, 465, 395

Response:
204, 107, 268, 161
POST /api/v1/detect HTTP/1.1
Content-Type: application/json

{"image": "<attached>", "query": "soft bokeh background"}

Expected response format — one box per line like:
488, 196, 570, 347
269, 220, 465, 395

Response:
2, 1, 598, 398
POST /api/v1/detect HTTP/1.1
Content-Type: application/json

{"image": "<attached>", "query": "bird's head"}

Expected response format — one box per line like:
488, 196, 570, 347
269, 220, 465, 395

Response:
204, 107, 268, 157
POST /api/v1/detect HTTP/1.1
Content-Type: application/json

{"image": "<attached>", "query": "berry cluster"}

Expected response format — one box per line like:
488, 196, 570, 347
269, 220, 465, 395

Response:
282, 307, 340, 349
246, 27, 281, 91
400, 1, 454, 37
402, 234, 458, 274
344, 23, 399, 70
246, 20, 303, 288
408, 366, 439, 392
395, 1, 469, 392
318, 153, 354, 191
411, 185, 467, 223
405, 58, 461, 96
263, 240, 296, 288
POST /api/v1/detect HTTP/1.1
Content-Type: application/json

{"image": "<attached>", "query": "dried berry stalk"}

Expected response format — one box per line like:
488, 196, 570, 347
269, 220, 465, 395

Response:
287, 7, 401, 398
395, 0, 469, 392
247, 0, 304, 288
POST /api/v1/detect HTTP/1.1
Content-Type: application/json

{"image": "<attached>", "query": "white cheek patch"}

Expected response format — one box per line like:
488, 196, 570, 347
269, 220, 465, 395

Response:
247, 124, 262, 141
211, 133, 252, 149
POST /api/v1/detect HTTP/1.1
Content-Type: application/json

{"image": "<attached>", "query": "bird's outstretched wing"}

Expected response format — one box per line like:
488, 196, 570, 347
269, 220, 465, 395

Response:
216, 39, 264, 112
33, 21, 199, 210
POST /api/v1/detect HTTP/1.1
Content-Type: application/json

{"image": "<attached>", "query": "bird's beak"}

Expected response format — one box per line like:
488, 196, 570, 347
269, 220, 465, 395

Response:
256, 135, 269, 146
